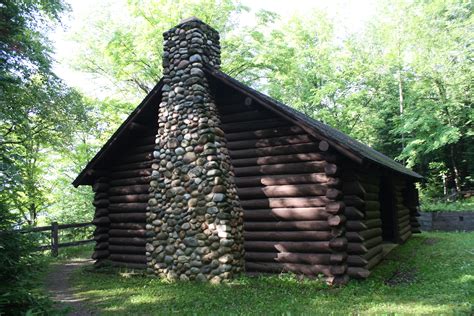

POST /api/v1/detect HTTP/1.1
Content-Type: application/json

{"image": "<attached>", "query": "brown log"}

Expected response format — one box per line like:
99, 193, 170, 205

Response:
234, 173, 339, 187
234, 161, 328, 177
94, 227, 108, 235
237, 184, 327, 199
220, 110, 276, 124
106, 260, 146, 269
128, 122, 153, 134
365, 218, 382, 229
326, 188, 342, 200
244, 220, 330, 231
95, 208, 108, 217
108, 203, 148, 213
345, 206, 364, 220
399, 229, 412, 243
244, 240, 346, 253
129, 144, 155, 154
109, 213, 147, 223
94, 192, 108, 199
92, 216, 110, 226
225, 125, 303, 142
361, 182, 380, 193
109, 169, 152, 180
108, 254, 147, 264
109, 229, 147, 237
343, 181, 366, 196
365, 201, 380, 212
347, 255, 368, 267
86, 169, 109, 178
243, 230, 334, 241
243, 207, 331, 221
318, 140, 329, 152
240, 197, 330, 209
347, 267, 370, 279
346, 228, 382, 242
114, 152, 153, 164
108, 237, 146, 246
245, 252, 346, 265
222, 118, 289, 133
93, 199, 109, 208
366, 251, 383, 270
344, 195, 365, 207
362, 244, 383, 260
109, 176, 152, 186
399, 223, 411, 235
328, 215, 346, 227
230, 142, 319, 159
245, 261, 345, 277
93, 183, 109, 193
132, 135, 155, 146
324, 164, 338, 176
109, 223, 146, 230
346, 220, 368, 231
364, 236, 383, 249
94, 234, 109, 242
365, 210, 381, 220
326, 201, 345, 214
110, 160, 156, 172
108, 185, 150, 195
108, 245, 144, 255
227, 134, 313, 150
109, 194, 149, 203
95, 242, 108, 250
92, 250, 109, 260
348, 242, 368, 254
232, 152, 334, 168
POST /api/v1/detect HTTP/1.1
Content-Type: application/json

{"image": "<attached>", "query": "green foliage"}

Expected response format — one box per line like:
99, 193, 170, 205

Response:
421, 197, 474, 212
0, 204, 53, 315
70, 232, 474, 315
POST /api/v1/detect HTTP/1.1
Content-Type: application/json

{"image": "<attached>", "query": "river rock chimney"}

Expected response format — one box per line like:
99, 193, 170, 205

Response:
146, 18, 244, 282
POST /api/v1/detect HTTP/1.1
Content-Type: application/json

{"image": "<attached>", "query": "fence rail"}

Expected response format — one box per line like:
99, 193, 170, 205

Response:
17, 221, 94, 256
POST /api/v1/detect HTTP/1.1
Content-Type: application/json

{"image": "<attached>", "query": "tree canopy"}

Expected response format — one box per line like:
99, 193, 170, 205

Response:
1, 0, 472, 227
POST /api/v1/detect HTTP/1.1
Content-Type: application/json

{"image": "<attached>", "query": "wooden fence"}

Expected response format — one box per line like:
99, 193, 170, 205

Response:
18, 222, 94, 256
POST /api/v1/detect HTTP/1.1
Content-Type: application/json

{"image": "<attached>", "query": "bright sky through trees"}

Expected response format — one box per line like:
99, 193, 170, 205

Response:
52, 0, 376, 98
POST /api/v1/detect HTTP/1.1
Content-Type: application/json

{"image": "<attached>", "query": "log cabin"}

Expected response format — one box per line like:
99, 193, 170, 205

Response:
73, 17, 422, 284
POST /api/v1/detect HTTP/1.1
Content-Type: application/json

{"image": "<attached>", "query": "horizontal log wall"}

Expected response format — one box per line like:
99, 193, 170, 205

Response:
403, 181, 422, 234
220, 105, 347, 283
91, 128, 155, 269
343, 170, 383, 279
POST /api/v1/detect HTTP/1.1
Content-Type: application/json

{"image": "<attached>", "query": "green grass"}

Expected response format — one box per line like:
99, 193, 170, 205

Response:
421, 197, 474, 212
69, 232, 474, 315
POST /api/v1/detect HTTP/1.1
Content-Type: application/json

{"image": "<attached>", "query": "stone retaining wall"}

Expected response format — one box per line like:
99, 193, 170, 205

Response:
419, 211, 474, 231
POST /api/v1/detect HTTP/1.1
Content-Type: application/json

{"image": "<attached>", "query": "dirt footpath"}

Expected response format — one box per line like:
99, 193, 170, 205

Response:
45, 258, 95, 315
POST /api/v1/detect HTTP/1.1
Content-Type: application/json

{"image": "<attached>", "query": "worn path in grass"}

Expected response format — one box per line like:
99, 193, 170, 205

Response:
45, 258, 95, 315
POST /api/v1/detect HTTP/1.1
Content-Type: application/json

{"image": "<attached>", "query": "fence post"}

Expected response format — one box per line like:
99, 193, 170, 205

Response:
51, 222, 59, 257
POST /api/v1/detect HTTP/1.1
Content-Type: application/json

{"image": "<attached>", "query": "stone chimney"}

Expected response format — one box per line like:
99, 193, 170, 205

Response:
146, 18, 244, 282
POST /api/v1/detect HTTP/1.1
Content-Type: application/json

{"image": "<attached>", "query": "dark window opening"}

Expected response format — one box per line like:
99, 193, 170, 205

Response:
379, 176, 397, 242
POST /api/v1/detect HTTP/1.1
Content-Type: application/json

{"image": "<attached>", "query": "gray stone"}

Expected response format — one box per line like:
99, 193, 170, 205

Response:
190, 68, 204, 77
189, 54, 202, 62
213, 193, 225, 202
183, 152, 197, 163
183, 237, 199, 247
175, 147, 185, 155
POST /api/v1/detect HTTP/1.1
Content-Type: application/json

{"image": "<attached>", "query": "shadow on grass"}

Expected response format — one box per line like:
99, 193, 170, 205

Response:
71, 233, 474, 315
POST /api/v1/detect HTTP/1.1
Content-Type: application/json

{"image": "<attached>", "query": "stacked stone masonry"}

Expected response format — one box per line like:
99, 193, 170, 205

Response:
146, 18, 244, 282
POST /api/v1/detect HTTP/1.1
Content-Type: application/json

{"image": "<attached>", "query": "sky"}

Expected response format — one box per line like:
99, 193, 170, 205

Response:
52, 0, 376, 98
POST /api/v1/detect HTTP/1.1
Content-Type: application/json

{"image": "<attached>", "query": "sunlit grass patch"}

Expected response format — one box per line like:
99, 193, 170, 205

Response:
70, 232, 474, 315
